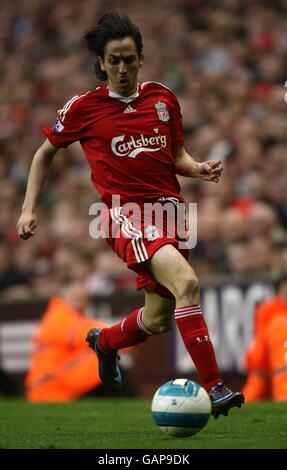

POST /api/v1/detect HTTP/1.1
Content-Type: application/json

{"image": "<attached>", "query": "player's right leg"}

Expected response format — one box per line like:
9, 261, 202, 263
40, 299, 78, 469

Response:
140, 290, 175, 334
86, 291, 175, 390
86, 328, 123, 391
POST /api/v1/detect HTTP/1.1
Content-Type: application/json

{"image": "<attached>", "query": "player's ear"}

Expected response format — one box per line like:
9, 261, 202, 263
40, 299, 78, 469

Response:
99, 57, 106, 72
139, 53, 144, 68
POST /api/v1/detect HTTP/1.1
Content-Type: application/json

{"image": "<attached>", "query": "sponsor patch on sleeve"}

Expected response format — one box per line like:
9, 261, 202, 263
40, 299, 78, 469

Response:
53, 118, 65, 133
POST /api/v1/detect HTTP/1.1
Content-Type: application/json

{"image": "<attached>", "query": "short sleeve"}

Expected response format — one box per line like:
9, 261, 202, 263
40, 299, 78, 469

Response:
169, 94, 185, 147
43, 95, 83, 148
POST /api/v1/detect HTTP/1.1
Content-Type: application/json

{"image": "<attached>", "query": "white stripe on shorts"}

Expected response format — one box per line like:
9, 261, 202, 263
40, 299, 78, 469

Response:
110, 207, 149, 263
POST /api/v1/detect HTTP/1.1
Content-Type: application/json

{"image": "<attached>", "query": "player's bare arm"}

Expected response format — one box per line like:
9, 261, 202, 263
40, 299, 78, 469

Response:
174, 145, 223, 183
16, 139, 58, 240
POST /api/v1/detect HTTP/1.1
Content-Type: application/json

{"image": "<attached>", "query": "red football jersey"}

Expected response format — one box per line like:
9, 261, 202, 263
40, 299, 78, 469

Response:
43, 82, 185, 207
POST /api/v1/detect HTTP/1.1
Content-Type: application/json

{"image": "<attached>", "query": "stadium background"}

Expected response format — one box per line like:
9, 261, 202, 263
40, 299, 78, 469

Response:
0, 0, 287, 398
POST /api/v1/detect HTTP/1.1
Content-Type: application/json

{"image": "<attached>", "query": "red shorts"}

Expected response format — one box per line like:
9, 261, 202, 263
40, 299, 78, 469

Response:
103, 202, 190, 299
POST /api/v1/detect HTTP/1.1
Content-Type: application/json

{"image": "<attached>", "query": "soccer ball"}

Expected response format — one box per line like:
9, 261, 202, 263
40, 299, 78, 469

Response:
151, 378, 211, 438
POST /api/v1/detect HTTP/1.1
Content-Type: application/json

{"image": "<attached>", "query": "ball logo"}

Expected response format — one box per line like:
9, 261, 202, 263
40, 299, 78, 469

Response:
111, 132, 167, 158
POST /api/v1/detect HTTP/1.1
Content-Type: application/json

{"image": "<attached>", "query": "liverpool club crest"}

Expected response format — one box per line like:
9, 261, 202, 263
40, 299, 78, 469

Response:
145, 225, 159, 241
155, 101, 170, 122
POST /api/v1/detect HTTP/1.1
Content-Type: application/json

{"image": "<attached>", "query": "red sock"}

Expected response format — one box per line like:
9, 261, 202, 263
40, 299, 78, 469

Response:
98, 307, 153, 353
175, 305, 221, 391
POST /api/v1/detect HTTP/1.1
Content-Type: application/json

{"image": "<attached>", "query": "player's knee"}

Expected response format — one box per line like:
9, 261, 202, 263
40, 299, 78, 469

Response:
174, 275, 199, 301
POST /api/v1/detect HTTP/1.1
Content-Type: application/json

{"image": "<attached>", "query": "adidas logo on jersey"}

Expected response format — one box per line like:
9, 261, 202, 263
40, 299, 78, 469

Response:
123, 104, 136, 113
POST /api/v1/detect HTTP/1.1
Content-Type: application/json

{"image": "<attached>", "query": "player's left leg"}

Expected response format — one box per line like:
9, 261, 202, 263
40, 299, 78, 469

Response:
86, 291, 175, 390
146, 243, 244, 418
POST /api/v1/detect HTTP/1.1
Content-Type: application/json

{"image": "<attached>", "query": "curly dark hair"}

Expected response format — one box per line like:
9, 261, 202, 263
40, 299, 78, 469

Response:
84, 12, 143, 81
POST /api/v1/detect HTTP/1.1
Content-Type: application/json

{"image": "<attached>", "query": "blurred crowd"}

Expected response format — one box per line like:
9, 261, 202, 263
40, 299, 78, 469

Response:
1, 0, 287, 300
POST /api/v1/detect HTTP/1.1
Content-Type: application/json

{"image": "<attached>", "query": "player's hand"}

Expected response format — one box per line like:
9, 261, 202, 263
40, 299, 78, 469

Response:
194, 160, 223, 183
16, 211, 37, 240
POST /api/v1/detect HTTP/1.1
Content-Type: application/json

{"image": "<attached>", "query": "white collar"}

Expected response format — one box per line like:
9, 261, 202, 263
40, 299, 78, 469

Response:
108, 86, 139, 103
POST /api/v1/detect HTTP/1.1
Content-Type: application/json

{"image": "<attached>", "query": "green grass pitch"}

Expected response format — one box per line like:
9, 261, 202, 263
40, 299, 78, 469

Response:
0, 398, 286, 449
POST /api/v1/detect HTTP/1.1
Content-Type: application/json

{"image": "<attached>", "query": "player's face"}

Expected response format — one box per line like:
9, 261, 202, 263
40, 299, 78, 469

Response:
100, 37, 143, 96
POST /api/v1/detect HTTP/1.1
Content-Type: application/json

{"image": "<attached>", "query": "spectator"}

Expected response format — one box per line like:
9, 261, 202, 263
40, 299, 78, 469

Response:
25, 280, 133, 402
0, 243, 30, 292
243, 276, 287, 402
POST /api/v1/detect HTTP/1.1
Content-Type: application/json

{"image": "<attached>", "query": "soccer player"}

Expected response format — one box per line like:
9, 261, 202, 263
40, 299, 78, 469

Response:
16, 12, 244, 418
